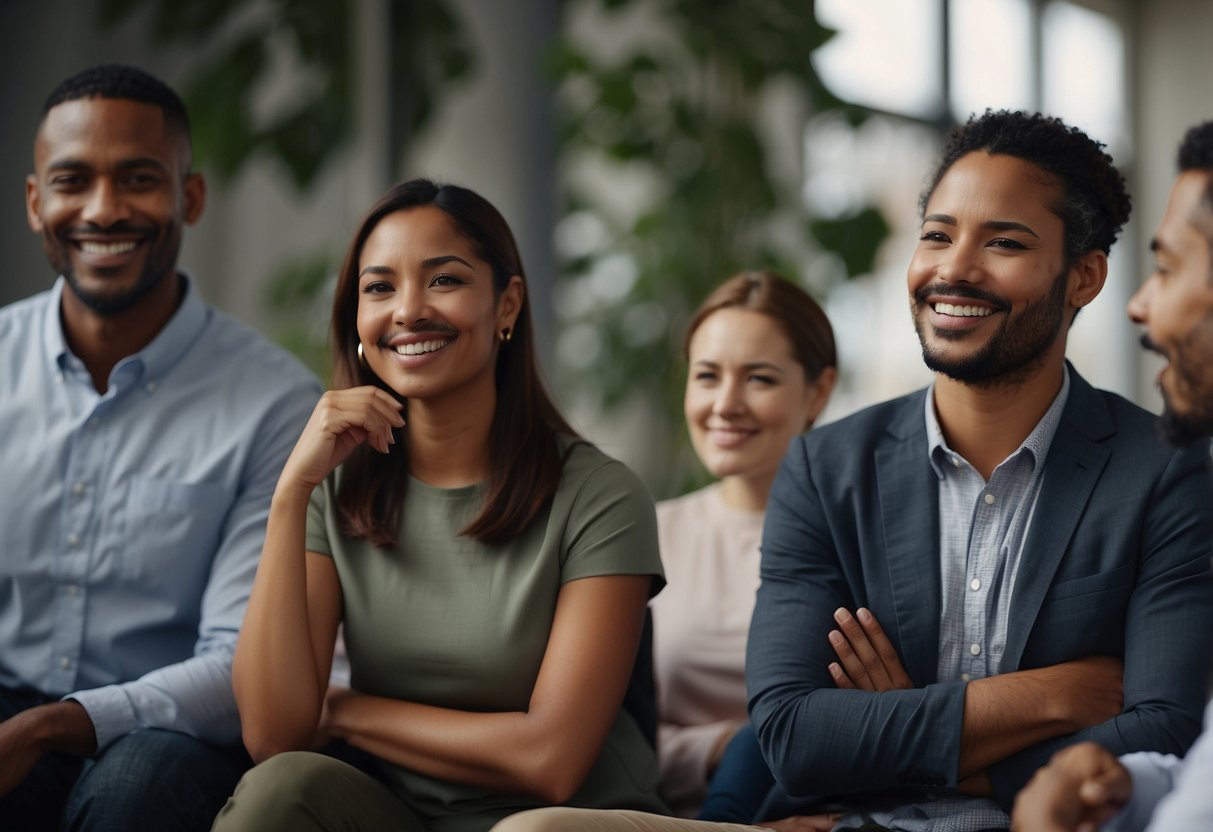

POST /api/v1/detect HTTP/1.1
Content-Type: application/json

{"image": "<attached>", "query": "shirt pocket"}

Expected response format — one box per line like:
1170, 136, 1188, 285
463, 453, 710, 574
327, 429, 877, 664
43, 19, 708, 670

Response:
114, 475, 230, 590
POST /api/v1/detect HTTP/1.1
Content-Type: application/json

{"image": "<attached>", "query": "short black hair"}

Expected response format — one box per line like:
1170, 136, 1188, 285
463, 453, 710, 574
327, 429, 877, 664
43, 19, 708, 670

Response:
42, 63, 191, 146
920, 109, 1131, 266
1178, 121, 1213, 233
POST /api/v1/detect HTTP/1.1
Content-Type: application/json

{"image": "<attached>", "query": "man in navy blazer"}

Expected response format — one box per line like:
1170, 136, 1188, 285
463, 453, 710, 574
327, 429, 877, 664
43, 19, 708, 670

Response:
747, 110, 1213, 831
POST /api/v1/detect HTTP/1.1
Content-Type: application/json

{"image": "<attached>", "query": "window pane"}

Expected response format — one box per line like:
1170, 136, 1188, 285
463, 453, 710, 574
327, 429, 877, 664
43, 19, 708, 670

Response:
949, 0, 1033, 120
1042, 1, 1128, 157
813, 0, 942, 118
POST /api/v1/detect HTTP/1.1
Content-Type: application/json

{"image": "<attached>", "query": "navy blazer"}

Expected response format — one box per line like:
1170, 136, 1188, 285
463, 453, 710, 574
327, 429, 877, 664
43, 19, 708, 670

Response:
747, 367, 1213, 810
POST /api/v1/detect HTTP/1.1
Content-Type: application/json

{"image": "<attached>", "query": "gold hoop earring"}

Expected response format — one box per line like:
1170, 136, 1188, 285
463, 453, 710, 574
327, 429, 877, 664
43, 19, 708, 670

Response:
357, 342, 367, 366
499, 327, 512, 344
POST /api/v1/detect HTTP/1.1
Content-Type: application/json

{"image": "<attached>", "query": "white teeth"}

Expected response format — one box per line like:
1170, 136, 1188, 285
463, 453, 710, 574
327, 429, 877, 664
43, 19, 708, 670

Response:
79, 240, 138, 255
935, 302, 994, 318
394, 339, 451, 356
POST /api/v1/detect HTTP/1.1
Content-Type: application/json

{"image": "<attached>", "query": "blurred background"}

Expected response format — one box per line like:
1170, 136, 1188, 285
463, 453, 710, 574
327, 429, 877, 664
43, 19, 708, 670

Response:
2, 0, 1210, 498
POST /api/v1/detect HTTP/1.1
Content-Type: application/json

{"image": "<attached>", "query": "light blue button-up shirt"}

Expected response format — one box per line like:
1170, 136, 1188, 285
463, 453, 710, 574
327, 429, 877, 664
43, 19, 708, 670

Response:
0, 275, 320, 749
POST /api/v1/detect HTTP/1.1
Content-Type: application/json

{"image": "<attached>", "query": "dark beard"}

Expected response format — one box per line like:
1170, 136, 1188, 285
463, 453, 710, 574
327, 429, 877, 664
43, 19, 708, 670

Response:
1146, 321, 1213, 446
46, 221, 179, 317
914, 268, 1068, 389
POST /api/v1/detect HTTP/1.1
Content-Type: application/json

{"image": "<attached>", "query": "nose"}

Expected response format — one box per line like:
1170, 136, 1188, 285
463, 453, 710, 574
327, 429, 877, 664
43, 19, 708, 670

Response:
1127, 276, 1154, 325
935, 242, 985, 285
392, 281, 432, 327
80, 178, 130, 227
712, 377, 747, 418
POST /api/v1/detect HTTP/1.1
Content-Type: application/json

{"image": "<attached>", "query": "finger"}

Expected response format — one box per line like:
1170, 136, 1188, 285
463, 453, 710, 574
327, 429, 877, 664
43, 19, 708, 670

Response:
828, 629, 873, 690
828, 661, 855, 689
834, 608, 893, 690
857, 607, 912, 688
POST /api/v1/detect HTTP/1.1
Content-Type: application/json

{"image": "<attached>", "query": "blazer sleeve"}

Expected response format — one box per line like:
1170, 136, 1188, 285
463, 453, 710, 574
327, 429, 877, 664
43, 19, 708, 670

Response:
746, 435, 968, 796
986, 440, 1213, 806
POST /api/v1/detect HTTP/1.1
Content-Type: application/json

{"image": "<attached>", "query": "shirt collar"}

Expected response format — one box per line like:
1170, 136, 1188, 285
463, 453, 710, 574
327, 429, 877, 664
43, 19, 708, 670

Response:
41, 272, 209, 387
925, 366, 1072, 479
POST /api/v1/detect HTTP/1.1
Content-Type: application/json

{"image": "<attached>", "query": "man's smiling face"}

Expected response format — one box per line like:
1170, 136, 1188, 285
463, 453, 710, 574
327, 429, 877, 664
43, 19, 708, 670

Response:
25, 96, 204, 316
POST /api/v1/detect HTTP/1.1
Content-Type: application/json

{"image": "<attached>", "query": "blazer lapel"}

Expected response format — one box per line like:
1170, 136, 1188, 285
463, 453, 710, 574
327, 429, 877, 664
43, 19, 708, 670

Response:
1002, 369, 1113, 670
876, 391, 942, 686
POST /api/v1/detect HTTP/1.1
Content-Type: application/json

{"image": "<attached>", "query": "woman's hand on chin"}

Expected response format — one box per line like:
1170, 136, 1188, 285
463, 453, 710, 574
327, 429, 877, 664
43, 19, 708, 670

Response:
280, 387, 406, 493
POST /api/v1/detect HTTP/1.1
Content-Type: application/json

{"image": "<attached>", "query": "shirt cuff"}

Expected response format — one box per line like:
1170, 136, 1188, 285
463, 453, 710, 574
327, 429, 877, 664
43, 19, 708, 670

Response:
65, 686, 138, 751
1103, 752, 1180, 832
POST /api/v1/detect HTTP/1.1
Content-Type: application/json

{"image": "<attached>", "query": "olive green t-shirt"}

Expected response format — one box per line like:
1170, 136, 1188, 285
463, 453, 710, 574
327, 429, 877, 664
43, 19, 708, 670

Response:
306, 441, 667, 831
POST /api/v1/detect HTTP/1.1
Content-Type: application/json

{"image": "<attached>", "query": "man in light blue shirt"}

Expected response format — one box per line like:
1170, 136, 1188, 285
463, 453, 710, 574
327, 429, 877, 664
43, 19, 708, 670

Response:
1011, 120, 1213, 832
0, 64, 320, 831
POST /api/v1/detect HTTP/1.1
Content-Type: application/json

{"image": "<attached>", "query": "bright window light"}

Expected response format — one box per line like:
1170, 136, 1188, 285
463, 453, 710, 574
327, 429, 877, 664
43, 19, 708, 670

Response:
813, 0, 942, 119
949, 0, 1034, 121
1042, 1, 1128, 157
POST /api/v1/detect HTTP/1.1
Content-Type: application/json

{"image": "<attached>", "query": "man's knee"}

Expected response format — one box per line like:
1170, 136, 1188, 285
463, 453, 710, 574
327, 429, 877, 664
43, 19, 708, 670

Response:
64, 729, 249, 832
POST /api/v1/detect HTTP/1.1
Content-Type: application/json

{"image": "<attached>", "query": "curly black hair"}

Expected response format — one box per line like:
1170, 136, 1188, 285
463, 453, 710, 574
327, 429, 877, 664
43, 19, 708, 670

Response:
920, 110, 1131, 267
41, 64, 190, 147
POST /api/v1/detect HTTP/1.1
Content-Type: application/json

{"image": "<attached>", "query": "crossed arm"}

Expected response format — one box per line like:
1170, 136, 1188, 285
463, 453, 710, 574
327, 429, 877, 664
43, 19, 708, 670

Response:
747, 436, 1213, 807
826, 606, 1122, 794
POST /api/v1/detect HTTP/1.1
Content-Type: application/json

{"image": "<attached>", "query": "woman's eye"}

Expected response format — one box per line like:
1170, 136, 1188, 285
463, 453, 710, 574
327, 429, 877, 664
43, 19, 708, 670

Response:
919, 230, 950, 243
431, 273, 464, 287
361, 281, 393, 294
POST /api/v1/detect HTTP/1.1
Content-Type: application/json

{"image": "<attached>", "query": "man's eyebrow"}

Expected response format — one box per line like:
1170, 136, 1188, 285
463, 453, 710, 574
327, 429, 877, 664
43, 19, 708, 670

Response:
984, 220, 1040, 238
45, 156, 171, 173
922, 214, 1040, 238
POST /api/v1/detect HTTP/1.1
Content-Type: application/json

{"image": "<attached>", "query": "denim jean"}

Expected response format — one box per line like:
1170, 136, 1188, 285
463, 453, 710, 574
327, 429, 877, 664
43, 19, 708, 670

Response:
696, 723, 774, 824
0, 685, 250, 832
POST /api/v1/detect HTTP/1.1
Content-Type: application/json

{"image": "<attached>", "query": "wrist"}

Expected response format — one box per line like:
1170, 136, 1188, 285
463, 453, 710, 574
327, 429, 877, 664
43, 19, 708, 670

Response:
27, 701, 97, 756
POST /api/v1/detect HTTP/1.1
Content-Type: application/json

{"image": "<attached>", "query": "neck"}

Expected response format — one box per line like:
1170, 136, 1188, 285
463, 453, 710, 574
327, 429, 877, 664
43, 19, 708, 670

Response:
59, 273, 183, 393
405, 382, 497, 488
932, 356, 1066, 481
718, 472, 773, 512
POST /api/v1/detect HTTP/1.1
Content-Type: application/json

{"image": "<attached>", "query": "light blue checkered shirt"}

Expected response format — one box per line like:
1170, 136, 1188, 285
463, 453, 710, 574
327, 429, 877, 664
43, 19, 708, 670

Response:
835, 370, 1070, 832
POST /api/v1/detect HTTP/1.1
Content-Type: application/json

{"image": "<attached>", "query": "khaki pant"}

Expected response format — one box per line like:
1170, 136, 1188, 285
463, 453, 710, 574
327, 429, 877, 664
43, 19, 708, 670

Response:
491, 808, 768, 832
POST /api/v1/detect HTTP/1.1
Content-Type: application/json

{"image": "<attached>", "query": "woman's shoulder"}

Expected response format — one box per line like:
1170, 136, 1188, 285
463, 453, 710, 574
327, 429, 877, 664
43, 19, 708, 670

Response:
550, 438, 656, 522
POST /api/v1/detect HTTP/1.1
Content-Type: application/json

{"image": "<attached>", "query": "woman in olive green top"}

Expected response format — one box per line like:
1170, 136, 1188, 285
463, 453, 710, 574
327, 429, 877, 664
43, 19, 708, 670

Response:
212, 180, 666, 832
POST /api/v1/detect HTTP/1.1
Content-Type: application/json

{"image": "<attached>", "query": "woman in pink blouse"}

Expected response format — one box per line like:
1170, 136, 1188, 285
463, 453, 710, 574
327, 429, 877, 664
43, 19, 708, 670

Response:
650, 272, 837, 823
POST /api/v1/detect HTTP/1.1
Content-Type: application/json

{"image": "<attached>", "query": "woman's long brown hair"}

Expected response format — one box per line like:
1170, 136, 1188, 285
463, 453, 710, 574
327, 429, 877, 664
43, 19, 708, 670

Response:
330, 179, 577, 548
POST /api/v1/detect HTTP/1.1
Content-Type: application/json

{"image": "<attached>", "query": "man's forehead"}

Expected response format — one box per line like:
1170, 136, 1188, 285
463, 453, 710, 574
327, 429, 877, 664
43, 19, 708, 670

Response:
34, 97, 186, 168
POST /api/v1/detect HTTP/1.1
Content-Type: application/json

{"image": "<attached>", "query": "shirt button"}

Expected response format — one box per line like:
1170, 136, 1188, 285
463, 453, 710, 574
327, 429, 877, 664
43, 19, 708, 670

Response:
950, 456, 960, 468
969, 643, 982, 656
146, 381, 157, 393
59, 657, 71, 670
983, 493, 995, 505
961, 673, 971, 682
65, 584, 79, 597
71, 482, 85, 496
66, 532, 81, 547
970, 578, 981, 591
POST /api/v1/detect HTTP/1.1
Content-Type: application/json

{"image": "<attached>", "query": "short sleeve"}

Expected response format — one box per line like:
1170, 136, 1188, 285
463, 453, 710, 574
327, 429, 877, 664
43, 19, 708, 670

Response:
305, 475, 336, 557
559, 454, 665, 594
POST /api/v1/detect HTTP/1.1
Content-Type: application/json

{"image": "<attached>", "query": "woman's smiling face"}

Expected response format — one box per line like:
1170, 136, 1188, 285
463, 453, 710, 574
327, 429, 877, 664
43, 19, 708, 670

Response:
356, 206, 520, 404
684, 307, 828, 486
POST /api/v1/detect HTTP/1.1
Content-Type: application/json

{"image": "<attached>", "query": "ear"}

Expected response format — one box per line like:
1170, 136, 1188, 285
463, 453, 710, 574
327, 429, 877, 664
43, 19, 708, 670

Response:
496, 275, 525, 334
1067, 249, 1107, 311
801, 365, 837, 430
26, 174, 42, 233
183, 171, 207, 225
